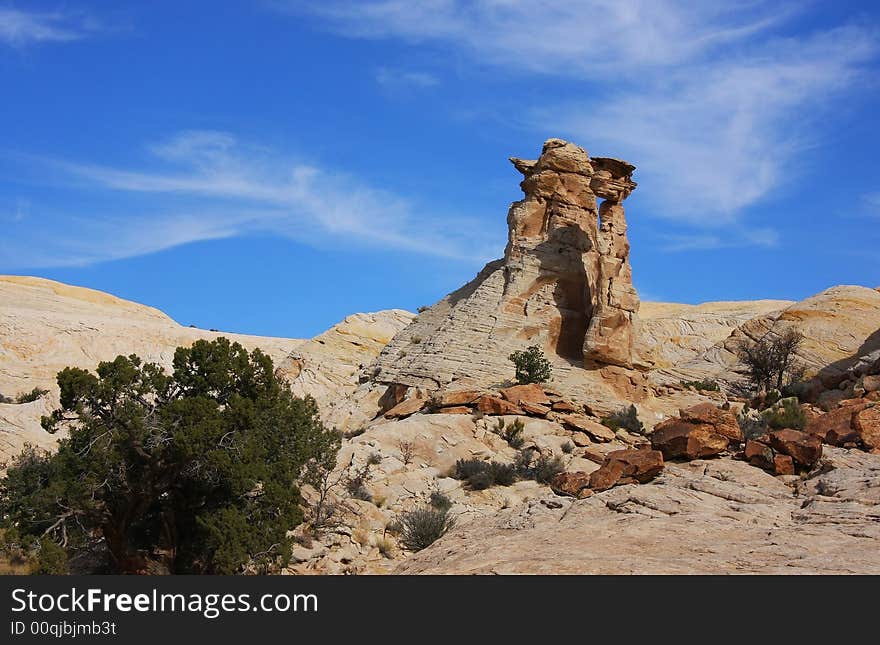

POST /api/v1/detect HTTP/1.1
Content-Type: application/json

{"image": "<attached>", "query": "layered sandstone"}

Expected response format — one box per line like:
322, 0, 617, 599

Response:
370, 139, 639, 393
0, 276, 409, 461
655, 286, 880, 390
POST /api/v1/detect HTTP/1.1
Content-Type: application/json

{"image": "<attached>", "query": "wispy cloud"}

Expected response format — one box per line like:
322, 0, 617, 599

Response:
0, 7, 97, 46
2, 130, 497, 268
375, 66, 439, 88
659, 227, 779, 253
284, 1, 878, 240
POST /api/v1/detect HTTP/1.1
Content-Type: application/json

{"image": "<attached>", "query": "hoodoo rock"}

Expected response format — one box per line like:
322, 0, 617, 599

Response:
368, 139, 640, 393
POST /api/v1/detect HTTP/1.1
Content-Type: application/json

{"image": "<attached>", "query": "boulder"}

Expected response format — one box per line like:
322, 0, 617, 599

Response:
773, 454, 795, 476
605, 448, 664, 483
768, 429, 822, 469
744, 439, 774, 471
679, 403, 742, 442
561, 414, 616, 442
570, 431, 592, 447
476, 395, 524, 416
650, 419, 729, 460
383, 397, 426, 419
805, 405, 863, 445
435, 389, 482, 407
587, 449, 663, 492
520, 401, 551, 416
550, 472, 593, 498
853, 406, 880, 451
499, 383, 551, 406
588, 460, 626, 492
435, 406, 472, 415
551, 400, 579, 413
863, 375, 880, 393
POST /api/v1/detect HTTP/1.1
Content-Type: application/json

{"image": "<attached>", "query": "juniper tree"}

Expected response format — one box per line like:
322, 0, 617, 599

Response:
0, 338, 339, 574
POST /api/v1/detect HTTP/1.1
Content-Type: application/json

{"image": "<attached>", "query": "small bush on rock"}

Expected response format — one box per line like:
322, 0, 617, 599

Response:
762, 397, 806, 430
494, 418, 525, 449
680, 379, 720, 392
429, 490, 452, 512
452, 458, 516, 490
508, 345, 552, 385
515, 448, 564, 483
398, 506, 455, 551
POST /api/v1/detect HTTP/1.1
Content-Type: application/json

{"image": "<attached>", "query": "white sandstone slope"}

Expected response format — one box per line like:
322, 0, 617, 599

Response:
0, 275, 411, 461
635, 299, 793, 369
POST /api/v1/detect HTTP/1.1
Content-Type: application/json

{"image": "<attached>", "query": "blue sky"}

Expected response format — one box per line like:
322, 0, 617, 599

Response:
1, 1, 878, 338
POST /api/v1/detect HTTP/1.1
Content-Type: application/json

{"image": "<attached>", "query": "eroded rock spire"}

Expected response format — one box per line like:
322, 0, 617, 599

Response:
369, 138, 640, 390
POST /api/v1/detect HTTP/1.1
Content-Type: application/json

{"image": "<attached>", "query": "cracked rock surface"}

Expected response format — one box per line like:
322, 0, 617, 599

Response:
395, 447, 880, 574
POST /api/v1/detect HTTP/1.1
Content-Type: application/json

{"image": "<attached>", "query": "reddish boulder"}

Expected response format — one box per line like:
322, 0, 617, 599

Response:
520, 401, 551, 416
476, 395, 524, 416
587, 449, 664, 492
744, 439, 774, 471
588, 460, 626, 492
436, 389, 482, 407
550, 472, 593, 498
562, 415, 616, 442
384, 397, 426, 419
435, 406, 472, 415
773, 454, 795, 476
768, 429, 822, 469
605, 448, 664, 483
853, 406, 880, 451
551, 400, 579, 413
804, 405, 862, 445
499, 383, 551, 406
679, 403, 743, 442
651, 419, 729, 460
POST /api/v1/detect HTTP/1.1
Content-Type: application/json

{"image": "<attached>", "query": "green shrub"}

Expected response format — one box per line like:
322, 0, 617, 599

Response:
762, 397, 806, 430
601, 404, 644, 434
452, 459, 517, 490
30, 537, 68, 575
0, 338, 339, 574
514, 448, 564, 483
494, 418, 525, 449
398, 506, 455, 551
429, 490, 452, 512
680, 379, 720, 392
13, 388, 48, 404
508, 345, 552, 385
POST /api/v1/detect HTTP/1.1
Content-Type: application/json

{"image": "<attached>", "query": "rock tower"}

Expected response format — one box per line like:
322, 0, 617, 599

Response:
370, 139, 640, 390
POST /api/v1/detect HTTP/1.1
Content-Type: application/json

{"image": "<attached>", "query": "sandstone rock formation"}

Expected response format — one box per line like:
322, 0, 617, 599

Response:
369, 139, 640, 395
635, 299, 793, 369
659, 285, 880, 391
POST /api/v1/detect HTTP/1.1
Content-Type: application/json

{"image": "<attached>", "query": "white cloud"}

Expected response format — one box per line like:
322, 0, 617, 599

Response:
659, 227, 779, 253
293, 1, 786, 76
0, 7, 95, 46
4, 131, 497, 268
375, 67, 439, 88
285, 1, 878, 237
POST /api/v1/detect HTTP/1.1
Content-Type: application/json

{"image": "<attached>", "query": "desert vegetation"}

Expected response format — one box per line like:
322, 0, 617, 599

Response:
508, 345, 552, 385
0, 338, 339, 574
